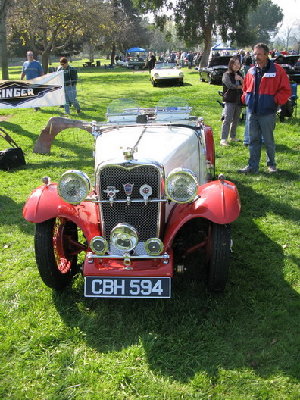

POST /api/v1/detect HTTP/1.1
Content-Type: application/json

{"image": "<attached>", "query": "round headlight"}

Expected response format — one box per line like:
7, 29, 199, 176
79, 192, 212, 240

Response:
166, 168, 198, 203
145, 238, 164, 256
58, 170, 90, 204
90, 236, 108, 255
179, 72, 184, 77
110, 223, 138, 252
154, 73, 159, 78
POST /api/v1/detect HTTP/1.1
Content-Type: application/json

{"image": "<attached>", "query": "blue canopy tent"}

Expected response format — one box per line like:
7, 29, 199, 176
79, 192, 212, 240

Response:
127, 47, 146, 53
209, 45, 237, 59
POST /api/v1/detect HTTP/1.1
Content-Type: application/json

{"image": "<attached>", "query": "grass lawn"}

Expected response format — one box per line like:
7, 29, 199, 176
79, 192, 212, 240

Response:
0, 63, 299, 400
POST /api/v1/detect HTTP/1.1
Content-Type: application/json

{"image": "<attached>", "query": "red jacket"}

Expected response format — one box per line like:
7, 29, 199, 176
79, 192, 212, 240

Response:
242, 61, 291, 115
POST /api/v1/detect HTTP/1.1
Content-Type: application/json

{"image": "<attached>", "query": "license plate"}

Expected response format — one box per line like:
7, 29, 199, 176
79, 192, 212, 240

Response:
84, 277, 171, 298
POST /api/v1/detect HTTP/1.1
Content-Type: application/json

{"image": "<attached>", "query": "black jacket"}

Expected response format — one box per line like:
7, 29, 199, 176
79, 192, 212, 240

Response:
222, 71, 243, 104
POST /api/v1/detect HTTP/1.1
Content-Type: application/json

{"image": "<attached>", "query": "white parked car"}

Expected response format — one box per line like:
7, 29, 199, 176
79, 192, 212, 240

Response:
151, 62, 184, 86
23, 98, 241, 298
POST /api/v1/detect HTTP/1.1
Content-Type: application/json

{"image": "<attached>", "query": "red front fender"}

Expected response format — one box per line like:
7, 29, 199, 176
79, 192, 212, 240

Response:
23, 183, 100, 241
164, 180, 241, 248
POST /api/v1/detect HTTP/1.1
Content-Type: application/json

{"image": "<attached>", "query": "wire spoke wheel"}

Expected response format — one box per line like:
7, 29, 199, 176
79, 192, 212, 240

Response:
34, 218, 86, 290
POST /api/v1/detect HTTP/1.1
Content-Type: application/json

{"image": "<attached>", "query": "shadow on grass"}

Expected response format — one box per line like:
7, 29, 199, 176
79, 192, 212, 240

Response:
0, 195, 34, 235
154, 82, 192, 88
0, 120, 36, 143
52, 181, 300, 383
0, 120, 97, 160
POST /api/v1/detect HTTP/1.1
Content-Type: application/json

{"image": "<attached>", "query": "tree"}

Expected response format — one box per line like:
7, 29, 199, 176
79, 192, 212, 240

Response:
135, 0, 259, 66
235, 0, 283, 46
0, 0, 11, 79
6, 0, 108, 72
103, 0, 150, 64
5, 0, 149, 70
146, 20, 186, 53
273, 20, 300, 51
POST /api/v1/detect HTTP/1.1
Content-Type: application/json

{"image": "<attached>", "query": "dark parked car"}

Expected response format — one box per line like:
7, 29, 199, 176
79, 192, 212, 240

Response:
199, 56, 231, 85
272, 54, 300, 83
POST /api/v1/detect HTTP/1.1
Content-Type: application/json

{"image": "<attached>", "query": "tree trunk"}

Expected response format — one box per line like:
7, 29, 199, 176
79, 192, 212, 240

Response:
41, 52, 49, 74
88, 42, 94, 63
0, 1, 9, 80
200, 26, 213, 67
110, 42, 116, 65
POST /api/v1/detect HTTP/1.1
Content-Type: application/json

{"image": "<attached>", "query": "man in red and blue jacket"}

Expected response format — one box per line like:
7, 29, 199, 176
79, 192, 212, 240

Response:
239, 43, 291, 173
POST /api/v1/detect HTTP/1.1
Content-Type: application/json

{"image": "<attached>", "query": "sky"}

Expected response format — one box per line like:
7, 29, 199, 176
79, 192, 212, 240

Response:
271, 0, 300, 33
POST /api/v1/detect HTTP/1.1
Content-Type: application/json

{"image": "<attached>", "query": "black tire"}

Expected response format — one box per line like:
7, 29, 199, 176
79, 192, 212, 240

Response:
152, 80, 157, 87
207, 223, 231, 292
34, 218, 80, 290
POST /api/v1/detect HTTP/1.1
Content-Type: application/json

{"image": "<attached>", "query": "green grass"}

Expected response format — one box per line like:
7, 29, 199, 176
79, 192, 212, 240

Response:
0, 64, 299, 400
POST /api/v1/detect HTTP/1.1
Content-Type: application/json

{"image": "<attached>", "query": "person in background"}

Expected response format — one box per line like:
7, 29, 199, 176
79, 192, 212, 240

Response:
57, 57, 81, 115
220, 56, 244, 146
187, 52, 194, 69
147, 54, 156, 72
20, 50, 44, 111
242, 51, 253, 76
239, 43, 291, 173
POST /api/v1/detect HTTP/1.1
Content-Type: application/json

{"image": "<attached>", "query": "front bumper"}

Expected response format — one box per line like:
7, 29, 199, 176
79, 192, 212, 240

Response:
83, 251, 174, 277
154, 77, 182, 82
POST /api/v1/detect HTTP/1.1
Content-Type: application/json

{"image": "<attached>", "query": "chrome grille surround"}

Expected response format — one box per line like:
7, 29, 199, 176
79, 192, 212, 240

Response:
96, 161, 164, 243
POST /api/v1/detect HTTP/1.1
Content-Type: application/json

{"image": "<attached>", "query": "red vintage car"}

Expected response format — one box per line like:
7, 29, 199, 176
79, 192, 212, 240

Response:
23, 99, 241, 298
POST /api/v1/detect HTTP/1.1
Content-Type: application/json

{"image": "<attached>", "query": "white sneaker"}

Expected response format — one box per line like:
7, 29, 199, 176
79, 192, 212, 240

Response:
268, 166, 277, 173
229, 137, 240, 142
220, 139, 228, 146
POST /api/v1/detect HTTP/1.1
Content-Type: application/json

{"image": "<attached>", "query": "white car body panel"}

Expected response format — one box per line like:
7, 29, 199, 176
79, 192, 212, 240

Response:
95, 125, 207, 185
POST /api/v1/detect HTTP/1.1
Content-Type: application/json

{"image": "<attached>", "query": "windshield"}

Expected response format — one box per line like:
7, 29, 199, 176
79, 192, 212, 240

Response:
107, 98, 139, 116
155, 63, 177, 70
209, 56, 231, 67
105, 97, 192, 124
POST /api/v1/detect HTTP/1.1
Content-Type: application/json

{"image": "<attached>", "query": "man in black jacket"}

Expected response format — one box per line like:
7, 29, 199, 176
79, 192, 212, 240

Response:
58, 57, 81, 114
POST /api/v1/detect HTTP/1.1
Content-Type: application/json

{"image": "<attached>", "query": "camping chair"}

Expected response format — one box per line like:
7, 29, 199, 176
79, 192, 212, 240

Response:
290, 82, 298, 117
278, 82, 298, 122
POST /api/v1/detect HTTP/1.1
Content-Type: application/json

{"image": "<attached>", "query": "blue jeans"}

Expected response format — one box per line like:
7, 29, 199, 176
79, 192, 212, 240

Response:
248, 113, 276, 171
64, 85, 80, 114
243, 109, 249, 144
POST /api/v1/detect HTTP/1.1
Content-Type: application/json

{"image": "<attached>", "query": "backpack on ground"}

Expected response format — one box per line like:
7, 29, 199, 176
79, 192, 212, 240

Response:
0, 128, 26, 171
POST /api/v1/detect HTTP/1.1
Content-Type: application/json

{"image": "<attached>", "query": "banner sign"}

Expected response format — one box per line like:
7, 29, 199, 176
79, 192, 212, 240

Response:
0, 71, 65, 109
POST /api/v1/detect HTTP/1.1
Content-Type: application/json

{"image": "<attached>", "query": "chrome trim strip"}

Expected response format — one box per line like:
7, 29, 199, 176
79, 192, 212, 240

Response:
86, 198, 168, 204
87, 252, 170, 261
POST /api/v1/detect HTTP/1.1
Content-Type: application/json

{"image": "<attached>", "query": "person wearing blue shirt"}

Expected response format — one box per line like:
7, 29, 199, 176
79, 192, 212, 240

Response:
20, 51, 44, 110
20, 51, 43, 80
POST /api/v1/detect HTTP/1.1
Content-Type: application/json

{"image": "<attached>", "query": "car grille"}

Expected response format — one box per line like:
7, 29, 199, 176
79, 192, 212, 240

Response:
98, 164, 162, 241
